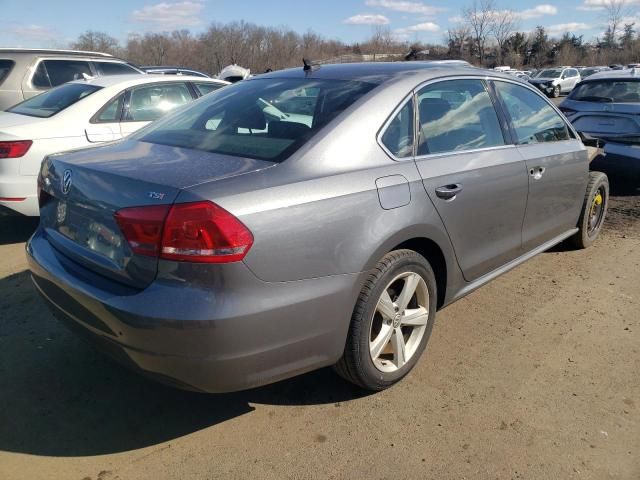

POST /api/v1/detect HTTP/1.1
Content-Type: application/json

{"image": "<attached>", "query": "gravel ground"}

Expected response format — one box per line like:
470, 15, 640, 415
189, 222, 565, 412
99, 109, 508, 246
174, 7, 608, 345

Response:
0, 175, 638, 480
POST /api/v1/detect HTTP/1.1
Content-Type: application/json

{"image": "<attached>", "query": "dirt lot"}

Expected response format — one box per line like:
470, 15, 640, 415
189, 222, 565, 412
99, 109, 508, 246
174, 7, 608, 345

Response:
0, 177, 639, 480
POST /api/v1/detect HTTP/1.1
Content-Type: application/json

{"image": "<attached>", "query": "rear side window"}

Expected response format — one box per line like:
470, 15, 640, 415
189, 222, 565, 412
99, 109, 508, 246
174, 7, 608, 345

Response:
94, 62, 140, 76
125, 83, 193, 122
416, 79, 505, 155
136, 78, 378, 162
32, 60, 92, 88
0, 60, 14, 86
381, 99, 414, 158
8, 83, 101, 118
95, 93, 124, 123
194, 82, 225, 96
494, 81, 571, 144
571, 80, 640, 103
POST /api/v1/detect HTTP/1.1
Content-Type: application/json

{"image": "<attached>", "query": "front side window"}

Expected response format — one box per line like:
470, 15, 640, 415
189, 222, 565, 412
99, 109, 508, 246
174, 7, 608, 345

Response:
0, 60, 15, 86
381, 99, 414, 158
94, 62, 139, 76
570, 80, 640, 103
494, 81, 571, 144
125, 83, 193, 122
8, 83, 101, 118
40, 60, 92, 86
416, 79, 505, 155
135, 78, 378, 162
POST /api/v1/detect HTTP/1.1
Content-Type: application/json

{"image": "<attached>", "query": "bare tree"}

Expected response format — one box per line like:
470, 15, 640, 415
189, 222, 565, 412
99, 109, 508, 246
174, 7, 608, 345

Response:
446, 24, 472, 59
462, 0, 497, 65
70, 31, 120, 56
602, 0, 630, 48
491, 9, 518, 65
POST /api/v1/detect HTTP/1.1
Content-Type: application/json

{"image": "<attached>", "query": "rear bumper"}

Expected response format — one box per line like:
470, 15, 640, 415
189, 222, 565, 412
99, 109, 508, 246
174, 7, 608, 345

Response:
27, 229, 363, 392
0, 174, 38, 216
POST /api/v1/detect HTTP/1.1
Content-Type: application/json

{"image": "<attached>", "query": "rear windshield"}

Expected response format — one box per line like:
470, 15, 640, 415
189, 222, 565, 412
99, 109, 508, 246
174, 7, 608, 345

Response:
0, 60, 14, 85
571, 80, 640, 103
8, 83, 101, 117
135, 77, 378, 162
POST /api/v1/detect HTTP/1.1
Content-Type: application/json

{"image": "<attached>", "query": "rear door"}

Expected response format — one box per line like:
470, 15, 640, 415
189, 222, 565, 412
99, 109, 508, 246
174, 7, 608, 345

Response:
85, 92, 125, 143
414, 78, 529, 282
492, 80, 587, 251
120, 82, 195, 137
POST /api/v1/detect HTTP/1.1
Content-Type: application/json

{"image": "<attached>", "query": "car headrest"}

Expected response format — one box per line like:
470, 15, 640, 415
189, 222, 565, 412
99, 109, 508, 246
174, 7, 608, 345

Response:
419, 97, 451, 125
268, 121, 311, 139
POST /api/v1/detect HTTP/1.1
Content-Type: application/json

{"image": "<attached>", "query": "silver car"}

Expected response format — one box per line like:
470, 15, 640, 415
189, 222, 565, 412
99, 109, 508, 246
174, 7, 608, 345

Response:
27, 63, 608, 392
529, 67, 581, 97
0, 48, 143, 110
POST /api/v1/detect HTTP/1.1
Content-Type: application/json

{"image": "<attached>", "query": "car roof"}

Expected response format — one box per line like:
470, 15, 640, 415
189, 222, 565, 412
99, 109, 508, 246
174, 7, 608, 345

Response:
582, 69, 640, 81
0, 48, 113, 57
256, 61, 505, 84
68, 73, 229, 89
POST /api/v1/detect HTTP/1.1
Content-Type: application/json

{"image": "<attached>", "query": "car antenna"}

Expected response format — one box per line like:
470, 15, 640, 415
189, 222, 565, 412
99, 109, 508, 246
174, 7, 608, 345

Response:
303, 58, 319, 72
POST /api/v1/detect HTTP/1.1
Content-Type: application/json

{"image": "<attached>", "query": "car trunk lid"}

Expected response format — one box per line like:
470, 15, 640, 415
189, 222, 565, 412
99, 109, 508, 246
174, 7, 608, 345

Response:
39, 140, 275, 288
569, 101, 640, 136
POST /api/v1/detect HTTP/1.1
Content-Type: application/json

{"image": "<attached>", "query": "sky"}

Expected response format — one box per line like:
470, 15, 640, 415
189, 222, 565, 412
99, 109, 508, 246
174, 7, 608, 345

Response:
0, 0, 635, 48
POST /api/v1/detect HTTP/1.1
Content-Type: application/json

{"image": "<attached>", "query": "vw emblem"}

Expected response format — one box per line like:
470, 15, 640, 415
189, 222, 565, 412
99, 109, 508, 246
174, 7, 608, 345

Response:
61, 169, 72, 195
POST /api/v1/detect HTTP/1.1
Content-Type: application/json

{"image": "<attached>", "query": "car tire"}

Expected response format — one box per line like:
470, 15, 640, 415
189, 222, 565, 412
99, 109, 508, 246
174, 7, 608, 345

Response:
552, 85, 561, 98
571, 171, 609, 249
334, 249, 437, 391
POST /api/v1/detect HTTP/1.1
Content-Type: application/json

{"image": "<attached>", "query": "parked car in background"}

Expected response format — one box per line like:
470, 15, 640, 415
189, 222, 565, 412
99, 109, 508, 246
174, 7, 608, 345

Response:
628, 63, 640, 69
27, 63, 607, 393
559, 69, 640, 179
609, 64, 624, 70
579, 66, 609, 78
0, 49, 143, 110
529, 67, 581, 97
141, 66, 210, 78
0, 74, 228, 216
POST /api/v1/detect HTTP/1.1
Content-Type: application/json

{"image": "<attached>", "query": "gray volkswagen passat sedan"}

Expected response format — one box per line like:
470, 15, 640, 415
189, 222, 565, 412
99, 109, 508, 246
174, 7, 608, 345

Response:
27, 63, 608, 393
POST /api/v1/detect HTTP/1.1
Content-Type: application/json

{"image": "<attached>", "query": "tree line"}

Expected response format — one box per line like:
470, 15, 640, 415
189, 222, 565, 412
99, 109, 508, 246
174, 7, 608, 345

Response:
70, 2, 640, 76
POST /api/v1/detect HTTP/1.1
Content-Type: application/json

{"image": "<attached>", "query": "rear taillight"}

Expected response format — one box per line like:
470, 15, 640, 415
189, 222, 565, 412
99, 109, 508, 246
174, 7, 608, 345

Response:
0, 140, 32, 159
114, 205, 170, 257
114, 201, 253, 263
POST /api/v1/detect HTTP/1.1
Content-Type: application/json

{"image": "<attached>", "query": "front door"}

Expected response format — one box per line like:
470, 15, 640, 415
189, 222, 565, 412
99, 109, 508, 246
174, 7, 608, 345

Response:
492, 80, 588, 251
414, 79, 529, 282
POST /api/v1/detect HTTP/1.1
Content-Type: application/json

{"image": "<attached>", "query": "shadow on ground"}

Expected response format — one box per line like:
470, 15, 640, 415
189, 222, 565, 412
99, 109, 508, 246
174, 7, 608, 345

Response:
0, 270, 368, 458
0, 209, 39, 246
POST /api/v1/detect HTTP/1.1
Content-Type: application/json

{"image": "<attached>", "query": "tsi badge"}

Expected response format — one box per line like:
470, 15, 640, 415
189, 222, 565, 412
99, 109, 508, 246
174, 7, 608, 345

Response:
61, 169, 72, 195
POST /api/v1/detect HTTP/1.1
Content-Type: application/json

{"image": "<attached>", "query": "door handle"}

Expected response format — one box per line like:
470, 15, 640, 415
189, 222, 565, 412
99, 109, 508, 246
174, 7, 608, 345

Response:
435, 183, 463, 200
529, 167, 546, 180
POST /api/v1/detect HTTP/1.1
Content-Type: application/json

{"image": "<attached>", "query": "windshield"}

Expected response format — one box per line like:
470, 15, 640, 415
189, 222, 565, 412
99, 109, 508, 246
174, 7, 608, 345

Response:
538, 69, 562, 78
8, 83, 101, 118
571, 80, 640, 103
135, 77, 378, 162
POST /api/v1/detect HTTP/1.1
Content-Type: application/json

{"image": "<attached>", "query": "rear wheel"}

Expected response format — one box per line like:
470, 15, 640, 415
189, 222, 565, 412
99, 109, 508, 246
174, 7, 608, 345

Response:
334, 249, 437, 391
571, 171, 609, 249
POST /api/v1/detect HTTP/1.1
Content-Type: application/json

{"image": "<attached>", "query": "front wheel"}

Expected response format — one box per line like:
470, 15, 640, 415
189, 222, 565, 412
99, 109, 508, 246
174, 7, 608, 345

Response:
552, 85, 561, 98
334, 249, 437, 391
571, 171, 609, 249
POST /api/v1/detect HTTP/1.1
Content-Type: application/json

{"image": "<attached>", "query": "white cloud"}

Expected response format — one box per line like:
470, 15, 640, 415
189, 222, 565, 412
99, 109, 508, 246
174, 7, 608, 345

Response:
131, 1, 204, 30
394, 21, 441, 35
578, 0, 640, 10
343, 14, 390, 25
448, 15, 464, 23
546, 22, 592, 35
365, 0, 446, 16
518, 4, 558, 19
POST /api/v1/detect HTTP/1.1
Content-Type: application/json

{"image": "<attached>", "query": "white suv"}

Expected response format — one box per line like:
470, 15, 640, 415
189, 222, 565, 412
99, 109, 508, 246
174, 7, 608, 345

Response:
529, 67, 582, 98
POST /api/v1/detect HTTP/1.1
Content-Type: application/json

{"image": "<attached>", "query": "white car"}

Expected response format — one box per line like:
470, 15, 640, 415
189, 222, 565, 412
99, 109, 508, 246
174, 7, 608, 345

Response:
0, 74, 229, 215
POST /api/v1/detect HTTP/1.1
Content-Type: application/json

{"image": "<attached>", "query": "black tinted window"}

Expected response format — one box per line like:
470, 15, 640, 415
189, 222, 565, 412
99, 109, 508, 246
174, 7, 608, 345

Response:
95, 62, 139, 76
494, 81, 571, 144
571, 80, 640, 103
0, 60, 14, 86
136, 78, 377, 162
417, 79, 504, 155
381, 100, 414, 158
194, 82, 225, 96
41, 60, 92, 86
32, 62, 50, 88
8, 83, 101, 118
